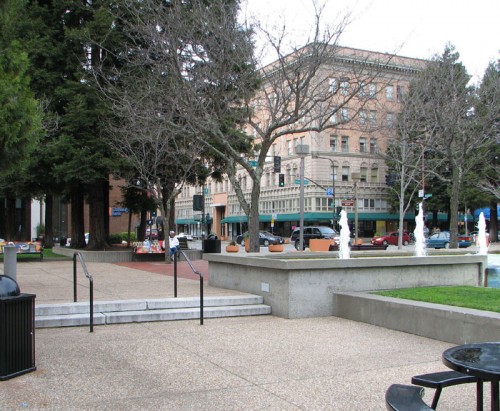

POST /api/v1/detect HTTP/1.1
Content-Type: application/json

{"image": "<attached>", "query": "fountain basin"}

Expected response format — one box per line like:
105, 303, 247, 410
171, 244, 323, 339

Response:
206, 252, 487, 319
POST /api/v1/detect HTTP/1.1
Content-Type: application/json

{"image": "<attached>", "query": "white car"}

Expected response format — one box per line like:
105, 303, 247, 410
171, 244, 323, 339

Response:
177, 232, 193, 241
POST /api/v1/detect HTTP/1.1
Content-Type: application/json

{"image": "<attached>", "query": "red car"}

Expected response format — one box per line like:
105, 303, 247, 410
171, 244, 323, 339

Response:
371, 231, 411, 246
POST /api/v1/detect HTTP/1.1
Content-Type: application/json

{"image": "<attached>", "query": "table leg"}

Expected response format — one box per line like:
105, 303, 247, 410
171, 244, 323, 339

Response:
492, 380, 499, 411
477, 379, 483, 411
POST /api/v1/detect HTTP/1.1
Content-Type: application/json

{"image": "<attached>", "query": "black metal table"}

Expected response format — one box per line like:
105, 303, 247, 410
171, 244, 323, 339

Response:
443, 342, 500, 411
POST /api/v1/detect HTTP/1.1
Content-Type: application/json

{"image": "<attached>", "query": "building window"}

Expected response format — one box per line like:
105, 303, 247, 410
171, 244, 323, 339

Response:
358, 81, 366, 97
370, 139, 377, 154
287, 140, 292, 155
359, 110, 367, 126
342, 166, 350, 181
386, 112, 394, 128
369, 110, 377, 127
386, 85, 394, 101
360, 167, 367, 182
330, 135, 338, 152
340, 80, 349, 95
293, 137, 298, 148
330, 108, 337, 124
329, 78, 338, 93
370, 168, 378, 182
397, 86, 404, 102
341, 108, 349, 122
341, 136, 349, 152
300, 136, 305, 146
333, 166, 338, 181
368, 83, 377, 99
359, 137, 367, 153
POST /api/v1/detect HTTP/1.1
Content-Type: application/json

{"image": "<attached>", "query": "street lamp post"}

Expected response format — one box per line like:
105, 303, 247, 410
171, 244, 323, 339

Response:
312, 154, 336, 229
351, 172, 360, 244
295, 144, 309, 251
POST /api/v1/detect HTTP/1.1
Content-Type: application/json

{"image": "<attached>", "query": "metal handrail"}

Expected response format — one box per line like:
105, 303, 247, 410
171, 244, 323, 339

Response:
173, 250, 204, 325
73, 252, 94, 333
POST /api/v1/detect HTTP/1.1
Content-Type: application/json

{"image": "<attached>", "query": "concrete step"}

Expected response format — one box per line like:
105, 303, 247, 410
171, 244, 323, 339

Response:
35, 295, 271, 328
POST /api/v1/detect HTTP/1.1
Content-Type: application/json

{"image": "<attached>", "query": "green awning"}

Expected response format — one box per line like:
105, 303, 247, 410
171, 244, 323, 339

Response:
221, 211, 450, 224
175, 218, 197, 224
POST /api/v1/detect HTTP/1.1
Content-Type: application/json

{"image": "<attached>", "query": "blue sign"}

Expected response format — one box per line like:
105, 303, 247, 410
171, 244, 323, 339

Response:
326, 188, 334, 197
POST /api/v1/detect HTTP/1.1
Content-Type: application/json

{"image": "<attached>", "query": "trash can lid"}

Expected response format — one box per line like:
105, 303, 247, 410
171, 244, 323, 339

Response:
0, 275, 20, 297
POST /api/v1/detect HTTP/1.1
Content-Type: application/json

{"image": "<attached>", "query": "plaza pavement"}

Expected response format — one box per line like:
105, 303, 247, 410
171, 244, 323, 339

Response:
1, 244, 498, 410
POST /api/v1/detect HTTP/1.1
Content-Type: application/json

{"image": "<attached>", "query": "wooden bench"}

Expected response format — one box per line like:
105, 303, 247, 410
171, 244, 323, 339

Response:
411, 370, 480, 409
385, 384, 433, 411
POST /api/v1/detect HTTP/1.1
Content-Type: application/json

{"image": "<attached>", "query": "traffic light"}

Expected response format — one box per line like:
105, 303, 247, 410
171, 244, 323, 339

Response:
385, 172, 396, 187
193, 194, 204, 211
273, 156, 281, 173
278, 173, 285, 187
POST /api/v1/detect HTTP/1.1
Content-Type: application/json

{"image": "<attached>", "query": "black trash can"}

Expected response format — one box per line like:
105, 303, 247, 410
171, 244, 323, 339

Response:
0, 275, 36, 380
203, 239, 221, 253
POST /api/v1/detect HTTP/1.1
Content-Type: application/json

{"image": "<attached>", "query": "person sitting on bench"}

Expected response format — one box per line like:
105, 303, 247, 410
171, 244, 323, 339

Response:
168, 231, 180, 256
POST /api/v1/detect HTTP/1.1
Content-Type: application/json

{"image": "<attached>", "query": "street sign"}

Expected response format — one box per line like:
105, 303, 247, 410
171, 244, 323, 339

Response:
341, 200, 354, 207
326, 187, 333, 197
418, 189, 424, 198
295, 179, 309, 185
424, 193, 432, 199
248, 160, 258, 167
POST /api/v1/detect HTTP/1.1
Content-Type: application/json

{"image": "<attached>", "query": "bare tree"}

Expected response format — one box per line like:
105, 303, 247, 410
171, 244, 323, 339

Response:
93, 0, 407, 251
395, 45, 492, 248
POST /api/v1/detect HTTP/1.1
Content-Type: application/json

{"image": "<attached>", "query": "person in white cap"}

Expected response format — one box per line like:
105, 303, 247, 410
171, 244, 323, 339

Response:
168, 231, 179, 256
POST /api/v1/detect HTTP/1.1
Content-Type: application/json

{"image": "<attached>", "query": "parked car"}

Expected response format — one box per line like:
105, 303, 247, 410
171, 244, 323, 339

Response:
145, 228, 158, 240
235, 231, 284, 246
426, 231, 472, 249
177, 232, 193, 241
290, 226, 339, 250
371, 231, 411, 246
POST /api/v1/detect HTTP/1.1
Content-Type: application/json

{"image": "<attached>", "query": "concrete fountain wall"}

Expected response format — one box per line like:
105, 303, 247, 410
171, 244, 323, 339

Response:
205, 252, 487, 320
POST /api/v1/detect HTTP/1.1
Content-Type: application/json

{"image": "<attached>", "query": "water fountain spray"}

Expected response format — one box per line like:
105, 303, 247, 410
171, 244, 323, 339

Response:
414, 202, 427, 257
477, 212, 488, 255
338, 210, 351, 259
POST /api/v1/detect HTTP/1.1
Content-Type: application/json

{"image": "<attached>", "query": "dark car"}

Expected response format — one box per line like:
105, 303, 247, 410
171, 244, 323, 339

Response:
236, 231, 284, 246
426, 231, 472, 249
371, 231, 411, 246
290, 226, 339, 250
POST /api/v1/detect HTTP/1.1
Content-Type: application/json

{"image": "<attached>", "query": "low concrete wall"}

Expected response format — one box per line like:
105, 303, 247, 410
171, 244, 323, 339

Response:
206, 252, 487, 319
54, 246, 202, 263
333, 291, 500, 344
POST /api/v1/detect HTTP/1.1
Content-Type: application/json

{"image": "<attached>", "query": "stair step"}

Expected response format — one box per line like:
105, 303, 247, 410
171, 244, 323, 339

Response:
35, 295, 265, 316
34, 295, 271, 328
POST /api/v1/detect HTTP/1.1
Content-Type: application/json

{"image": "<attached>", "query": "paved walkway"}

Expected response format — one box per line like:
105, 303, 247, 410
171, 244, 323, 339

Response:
0, 250, 496, 409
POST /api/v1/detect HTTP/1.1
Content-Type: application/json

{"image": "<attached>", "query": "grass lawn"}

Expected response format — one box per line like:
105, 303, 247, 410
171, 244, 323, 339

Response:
375, 286, 500, 313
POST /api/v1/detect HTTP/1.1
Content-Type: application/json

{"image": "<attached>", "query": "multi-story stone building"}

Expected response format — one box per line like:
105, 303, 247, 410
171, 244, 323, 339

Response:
174, 46, 426, 240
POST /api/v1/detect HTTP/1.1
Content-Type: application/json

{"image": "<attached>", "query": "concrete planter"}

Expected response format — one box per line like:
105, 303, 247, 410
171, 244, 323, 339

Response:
309, 239, 332, 251
225, 245, 239, 253
268, 244, 284, 252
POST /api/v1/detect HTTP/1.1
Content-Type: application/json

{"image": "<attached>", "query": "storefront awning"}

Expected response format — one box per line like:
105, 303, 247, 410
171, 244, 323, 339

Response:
221, 211, 451, 224
175, 218, 197, 225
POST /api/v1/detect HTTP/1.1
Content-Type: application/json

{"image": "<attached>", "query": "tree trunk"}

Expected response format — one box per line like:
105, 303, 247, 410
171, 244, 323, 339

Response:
247, 183, 261, 252
5, 196, 16, 241
70, 185, 86, 249
87, 180, 109, 250
490, 199, 498, 243
44, 194, 54, 248
449, 169, 460, 248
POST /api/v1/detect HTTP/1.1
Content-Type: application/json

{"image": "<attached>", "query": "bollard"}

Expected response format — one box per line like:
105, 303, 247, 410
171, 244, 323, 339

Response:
4, 245, 17, 281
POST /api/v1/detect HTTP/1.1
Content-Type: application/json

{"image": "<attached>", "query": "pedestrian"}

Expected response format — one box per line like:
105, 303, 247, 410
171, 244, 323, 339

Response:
168, 231, 179, 256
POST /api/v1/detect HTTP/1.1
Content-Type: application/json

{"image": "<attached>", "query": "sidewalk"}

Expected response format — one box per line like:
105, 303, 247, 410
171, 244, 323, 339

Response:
0, 259, 485, 410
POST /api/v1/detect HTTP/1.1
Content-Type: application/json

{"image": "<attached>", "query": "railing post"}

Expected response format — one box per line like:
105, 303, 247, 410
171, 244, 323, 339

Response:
73, 253, 77, 302
173, 251, 178, 298
200, 273, 204, 325
73, 252, 94, 333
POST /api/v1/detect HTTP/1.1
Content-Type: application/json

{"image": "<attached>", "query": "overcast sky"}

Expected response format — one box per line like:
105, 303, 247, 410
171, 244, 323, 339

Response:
241, 0, 499, 84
